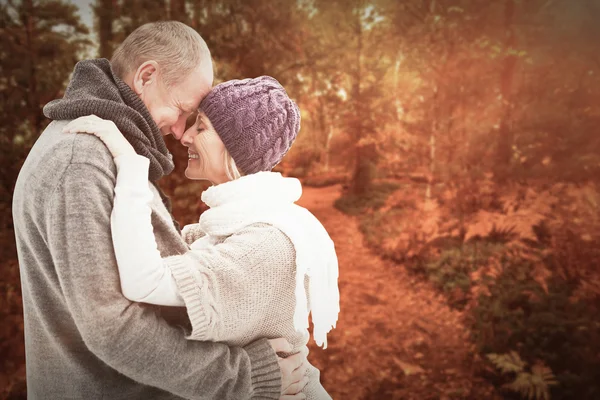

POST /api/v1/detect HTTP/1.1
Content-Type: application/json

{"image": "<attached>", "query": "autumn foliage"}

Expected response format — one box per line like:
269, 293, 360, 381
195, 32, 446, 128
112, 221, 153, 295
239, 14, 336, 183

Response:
2, 0, 600, 399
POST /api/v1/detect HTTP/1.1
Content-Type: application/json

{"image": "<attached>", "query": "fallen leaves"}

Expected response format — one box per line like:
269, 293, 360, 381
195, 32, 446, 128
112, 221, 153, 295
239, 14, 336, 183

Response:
394, 358, 426, 376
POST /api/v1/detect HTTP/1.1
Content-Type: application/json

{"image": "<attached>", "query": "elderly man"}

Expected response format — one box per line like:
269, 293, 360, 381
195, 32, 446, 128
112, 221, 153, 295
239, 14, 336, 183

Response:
13, 21, 307, 400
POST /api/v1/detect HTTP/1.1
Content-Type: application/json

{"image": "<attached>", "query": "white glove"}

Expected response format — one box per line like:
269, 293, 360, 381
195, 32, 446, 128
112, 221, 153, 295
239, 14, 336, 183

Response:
63, 114, 136, 158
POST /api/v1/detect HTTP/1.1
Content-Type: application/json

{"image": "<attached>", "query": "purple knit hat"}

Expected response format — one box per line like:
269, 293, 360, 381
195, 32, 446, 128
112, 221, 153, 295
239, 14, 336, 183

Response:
199, 76, 300, 175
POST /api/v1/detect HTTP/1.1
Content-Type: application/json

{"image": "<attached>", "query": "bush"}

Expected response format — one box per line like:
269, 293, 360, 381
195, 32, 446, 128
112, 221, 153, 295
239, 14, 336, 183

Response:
357, 183, 462, 261
411, 236, 600, 399
284, 145, 321, 177
487, 351, 557, 400
350, 180, 600, 399
302, 172, 349, 188
419, 242, 505, 309
472, 257, 600, 400
333, 181, 401, 216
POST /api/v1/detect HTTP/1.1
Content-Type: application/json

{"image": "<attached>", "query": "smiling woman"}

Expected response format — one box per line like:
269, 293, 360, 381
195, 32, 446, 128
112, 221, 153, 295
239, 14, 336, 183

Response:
181, 112, 233, 184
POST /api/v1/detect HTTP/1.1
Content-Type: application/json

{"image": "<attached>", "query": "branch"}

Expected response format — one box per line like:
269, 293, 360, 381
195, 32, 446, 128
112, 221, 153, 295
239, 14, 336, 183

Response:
274, 61, 311, 76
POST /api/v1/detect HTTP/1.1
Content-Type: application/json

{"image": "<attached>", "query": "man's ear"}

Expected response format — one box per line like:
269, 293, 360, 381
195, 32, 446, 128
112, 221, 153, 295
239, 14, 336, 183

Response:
132, 60, 159, 95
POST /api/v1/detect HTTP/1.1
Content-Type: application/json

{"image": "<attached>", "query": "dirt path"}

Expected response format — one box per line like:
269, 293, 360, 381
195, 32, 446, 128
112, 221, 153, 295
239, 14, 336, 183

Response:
297, 185, 495, 400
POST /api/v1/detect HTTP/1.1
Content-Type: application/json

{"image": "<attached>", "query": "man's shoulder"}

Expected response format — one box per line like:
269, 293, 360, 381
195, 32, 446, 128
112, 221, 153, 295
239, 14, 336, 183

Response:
36, 120, 116, 176
16, 120, 118, 204
13, 121, 119, 217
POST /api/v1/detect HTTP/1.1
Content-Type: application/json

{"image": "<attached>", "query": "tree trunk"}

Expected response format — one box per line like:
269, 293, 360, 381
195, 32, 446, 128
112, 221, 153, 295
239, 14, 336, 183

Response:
350, 3, 373, 195
169, 0, 188, 23
426, 85, 439, 202
23, 0, 41, 132
316, 96, 334, 171
426, 132, 436, 201
394, 48, 404, 124
496, 0, 517, 181
324, 124, 334, 172
190, 0, 207, 28
97, 0, 115, 59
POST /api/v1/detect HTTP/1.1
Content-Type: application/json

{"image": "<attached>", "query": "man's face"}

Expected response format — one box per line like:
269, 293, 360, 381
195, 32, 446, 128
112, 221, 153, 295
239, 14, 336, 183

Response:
140, 63, 213, 140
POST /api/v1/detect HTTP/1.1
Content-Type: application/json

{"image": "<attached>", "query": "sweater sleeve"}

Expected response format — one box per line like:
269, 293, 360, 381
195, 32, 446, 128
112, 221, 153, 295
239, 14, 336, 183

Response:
182, 223, 206, 245
111, 154, 185, 306
46, 160, 282, 400
165, 224, 296, 342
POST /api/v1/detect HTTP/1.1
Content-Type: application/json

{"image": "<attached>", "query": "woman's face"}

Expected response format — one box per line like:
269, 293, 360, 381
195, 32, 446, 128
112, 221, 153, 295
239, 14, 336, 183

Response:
181, 112, 229, 184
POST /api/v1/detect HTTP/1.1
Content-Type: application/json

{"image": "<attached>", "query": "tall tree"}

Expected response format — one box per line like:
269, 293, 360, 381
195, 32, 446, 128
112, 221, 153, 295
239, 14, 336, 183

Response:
0, 0, 90, 227
307, 0, 392, 193
169, 0, 188, 23
193, 0, 309, 83
495, 0, 517, 182
95, 0, 117, 58
112, 0, 167, 40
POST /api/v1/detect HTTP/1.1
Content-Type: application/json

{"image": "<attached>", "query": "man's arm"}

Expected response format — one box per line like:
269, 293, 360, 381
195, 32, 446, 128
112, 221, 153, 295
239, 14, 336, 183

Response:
46, 161, 281, 400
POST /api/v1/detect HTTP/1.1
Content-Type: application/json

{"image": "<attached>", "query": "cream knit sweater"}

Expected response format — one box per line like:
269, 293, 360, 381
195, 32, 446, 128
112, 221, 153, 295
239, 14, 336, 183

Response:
111, 154, 340, 400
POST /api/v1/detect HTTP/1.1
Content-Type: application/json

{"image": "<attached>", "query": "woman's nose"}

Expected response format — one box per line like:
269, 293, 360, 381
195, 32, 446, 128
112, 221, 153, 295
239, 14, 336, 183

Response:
181, 128, 196, 146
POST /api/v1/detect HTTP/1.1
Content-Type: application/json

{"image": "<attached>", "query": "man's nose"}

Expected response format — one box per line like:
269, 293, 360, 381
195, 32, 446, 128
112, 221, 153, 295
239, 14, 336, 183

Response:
170, 118, 187, 140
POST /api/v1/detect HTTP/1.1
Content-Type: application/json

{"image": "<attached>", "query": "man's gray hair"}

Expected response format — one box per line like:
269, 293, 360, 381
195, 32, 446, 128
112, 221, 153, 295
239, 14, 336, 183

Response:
111, 21, 210, 87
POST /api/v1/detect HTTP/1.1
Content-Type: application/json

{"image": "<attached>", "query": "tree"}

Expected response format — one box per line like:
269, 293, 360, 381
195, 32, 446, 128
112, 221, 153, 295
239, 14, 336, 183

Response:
0, 0, 90, 228
495, 0, 517, 181
95, 0, 116, 58
111, 0, 167, 40
192, 0, 309, 83
307, 0, 393, 193
169, 0, 187, 22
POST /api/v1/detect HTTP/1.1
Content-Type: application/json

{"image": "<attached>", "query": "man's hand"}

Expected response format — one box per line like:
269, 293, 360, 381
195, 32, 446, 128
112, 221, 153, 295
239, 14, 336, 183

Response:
268, 338, 309, 400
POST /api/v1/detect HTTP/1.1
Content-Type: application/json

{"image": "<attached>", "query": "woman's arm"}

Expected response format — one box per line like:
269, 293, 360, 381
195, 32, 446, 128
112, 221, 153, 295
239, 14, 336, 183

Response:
64, 115, 185, 306
164, 224, 297, 342
112, 154, 185, 306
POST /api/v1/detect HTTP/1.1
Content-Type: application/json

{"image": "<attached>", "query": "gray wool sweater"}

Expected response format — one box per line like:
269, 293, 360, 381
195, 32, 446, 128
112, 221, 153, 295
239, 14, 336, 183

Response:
12, 59, 281, 400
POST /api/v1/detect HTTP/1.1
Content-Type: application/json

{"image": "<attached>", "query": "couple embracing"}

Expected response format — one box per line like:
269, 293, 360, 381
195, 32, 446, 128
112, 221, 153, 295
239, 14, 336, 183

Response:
13, 21, 339, 400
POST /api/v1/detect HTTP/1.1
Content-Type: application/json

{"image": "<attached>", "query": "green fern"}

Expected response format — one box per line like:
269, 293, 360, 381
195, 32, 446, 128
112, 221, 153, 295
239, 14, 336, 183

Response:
487, 351, 526, 374
487, 352, 558, 400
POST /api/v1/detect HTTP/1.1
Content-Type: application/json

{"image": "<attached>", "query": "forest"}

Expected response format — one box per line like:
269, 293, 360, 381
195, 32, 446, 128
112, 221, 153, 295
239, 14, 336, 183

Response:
1, 0, 599, 399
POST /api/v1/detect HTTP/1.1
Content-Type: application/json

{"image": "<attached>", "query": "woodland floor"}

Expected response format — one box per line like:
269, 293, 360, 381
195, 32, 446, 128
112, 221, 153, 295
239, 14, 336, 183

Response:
298, 184, 498, 400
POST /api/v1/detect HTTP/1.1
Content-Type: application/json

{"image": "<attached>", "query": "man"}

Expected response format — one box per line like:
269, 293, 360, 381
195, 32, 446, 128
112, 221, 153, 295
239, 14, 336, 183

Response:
12, 21, 308, 400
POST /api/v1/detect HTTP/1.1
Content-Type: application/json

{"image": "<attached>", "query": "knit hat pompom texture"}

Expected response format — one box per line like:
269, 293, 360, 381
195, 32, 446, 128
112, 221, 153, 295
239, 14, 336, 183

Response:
200, 76, 300, 175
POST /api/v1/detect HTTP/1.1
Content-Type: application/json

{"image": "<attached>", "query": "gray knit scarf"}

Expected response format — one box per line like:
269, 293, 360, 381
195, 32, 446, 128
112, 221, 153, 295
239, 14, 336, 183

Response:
44, 58, 180, 231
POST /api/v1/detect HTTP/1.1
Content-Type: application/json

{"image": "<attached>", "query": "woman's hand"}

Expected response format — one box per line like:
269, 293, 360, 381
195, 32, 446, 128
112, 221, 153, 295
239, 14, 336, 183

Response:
63, 115, 136, 159
268, 338, 309, 399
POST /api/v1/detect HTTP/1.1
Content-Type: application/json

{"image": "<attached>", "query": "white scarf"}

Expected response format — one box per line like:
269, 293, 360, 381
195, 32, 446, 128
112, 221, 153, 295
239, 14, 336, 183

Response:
199, 172, 340, 348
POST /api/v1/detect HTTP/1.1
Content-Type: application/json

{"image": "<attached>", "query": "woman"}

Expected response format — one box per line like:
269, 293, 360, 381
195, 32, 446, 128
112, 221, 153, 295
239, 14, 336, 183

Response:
64, 76, 339, 400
